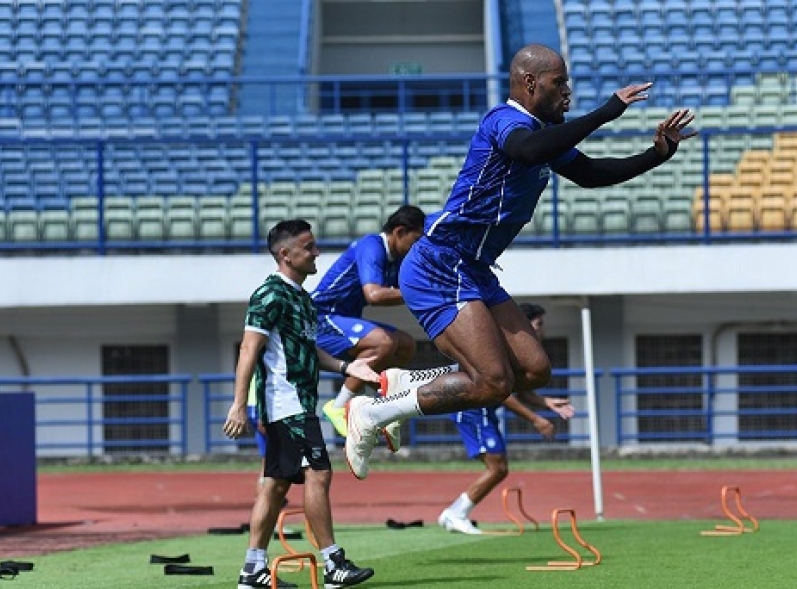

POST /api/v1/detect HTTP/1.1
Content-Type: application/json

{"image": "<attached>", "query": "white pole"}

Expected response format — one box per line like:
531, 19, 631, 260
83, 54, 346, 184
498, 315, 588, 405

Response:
581, 305, 605, 521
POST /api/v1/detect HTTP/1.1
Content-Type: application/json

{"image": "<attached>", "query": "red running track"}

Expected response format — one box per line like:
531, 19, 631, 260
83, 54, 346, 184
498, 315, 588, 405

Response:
1, 469, 794, 557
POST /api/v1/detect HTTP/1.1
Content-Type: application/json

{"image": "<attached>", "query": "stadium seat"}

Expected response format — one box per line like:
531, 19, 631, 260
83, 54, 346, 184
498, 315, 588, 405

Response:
724, 187, 758, 232
569, 196, 600, 235
661, 195, 693, 233
600, 195, 631, 234
7, 207, 39, 242
103, 197, 135, 241
135, 196, 166, 241
165, 197, 198, 240
197, 196, 230, 240
40, 207, 71, 242
757, 187, 791, 232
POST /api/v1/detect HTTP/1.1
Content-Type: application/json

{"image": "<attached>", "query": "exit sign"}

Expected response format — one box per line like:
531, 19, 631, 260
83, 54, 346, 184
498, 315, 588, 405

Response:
389, 62, 423, 75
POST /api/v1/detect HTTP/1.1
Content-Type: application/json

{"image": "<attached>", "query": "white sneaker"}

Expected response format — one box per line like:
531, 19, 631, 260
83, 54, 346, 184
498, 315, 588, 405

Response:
438, 509, 482, 535
345, 396, 379, 480
381, 420, 401, 452
379, 365, 458, 395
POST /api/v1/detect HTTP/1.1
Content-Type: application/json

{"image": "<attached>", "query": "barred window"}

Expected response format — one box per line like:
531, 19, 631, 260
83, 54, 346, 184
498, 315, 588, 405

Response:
737, 333, 797, 441
635, 335, 705, 442
102, 345, 169, 453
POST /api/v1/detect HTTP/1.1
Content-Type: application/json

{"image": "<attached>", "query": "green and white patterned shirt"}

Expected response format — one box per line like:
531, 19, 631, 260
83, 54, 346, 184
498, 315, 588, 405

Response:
244, 272, 319, 424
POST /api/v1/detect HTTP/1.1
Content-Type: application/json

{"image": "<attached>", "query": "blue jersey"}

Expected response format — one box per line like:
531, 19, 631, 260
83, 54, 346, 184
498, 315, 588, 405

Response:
425, 101, 580, 265
311, 233, 399, 318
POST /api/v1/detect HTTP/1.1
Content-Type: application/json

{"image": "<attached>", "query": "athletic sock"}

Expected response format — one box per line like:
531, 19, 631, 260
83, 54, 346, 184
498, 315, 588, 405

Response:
243, 548, 267, 573
320, 544, 341, 572
450, 492, 475, 518
333, 385, 356, 408
366, 388, 422, 427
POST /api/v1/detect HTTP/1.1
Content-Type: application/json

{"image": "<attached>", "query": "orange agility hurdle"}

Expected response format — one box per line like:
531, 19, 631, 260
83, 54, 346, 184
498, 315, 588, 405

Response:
270, 553, 319, 589
482, 486, 540, 536
275, 508, 319, 572
700, 485, 760, 536
526, 508, 602, 571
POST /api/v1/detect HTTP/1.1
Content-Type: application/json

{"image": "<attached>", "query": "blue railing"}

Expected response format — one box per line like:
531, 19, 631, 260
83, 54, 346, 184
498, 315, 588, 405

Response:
3, 364, 796, 457
0, 375, 191, 456
611, 365, 797, 445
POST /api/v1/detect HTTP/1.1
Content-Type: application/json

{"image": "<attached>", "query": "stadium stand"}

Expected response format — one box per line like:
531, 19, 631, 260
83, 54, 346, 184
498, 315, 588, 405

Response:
1, 0, 797, 248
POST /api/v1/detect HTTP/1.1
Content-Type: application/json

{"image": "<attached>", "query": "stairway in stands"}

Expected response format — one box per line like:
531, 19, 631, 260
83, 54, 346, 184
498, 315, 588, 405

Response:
237, 0, 306, 116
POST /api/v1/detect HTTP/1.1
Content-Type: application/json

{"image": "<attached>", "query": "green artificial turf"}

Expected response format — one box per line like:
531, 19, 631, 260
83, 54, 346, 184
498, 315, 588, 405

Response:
15, 519, 797, 588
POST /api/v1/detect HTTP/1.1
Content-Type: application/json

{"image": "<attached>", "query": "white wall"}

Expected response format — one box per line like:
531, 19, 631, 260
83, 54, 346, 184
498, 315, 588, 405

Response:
2, 242, 796, 309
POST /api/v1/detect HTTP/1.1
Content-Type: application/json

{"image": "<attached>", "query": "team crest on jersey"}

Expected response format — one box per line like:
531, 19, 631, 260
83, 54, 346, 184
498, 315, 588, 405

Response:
302, 321, 317, 341
539, 166, 551, 179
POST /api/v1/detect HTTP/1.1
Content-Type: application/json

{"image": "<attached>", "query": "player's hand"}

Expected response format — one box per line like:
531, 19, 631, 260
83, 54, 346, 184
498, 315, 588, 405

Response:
614, 82, 653, 106
223, 404, 250, 439
532, 415, 556, 440
348, 355, 381, 384
654, 109, 698, 156
545, 397, 575, 420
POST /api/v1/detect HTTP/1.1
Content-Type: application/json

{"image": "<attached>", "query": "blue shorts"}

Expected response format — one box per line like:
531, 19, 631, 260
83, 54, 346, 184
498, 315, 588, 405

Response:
316, 315, 397, 359
453, 408, 506, 458
399, 238, 511, 340
247, 405, 267, 457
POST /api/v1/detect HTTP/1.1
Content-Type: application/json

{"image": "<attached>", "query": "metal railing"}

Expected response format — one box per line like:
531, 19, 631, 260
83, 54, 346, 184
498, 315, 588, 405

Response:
612, 365, 797, 445
0, 375, 191, 456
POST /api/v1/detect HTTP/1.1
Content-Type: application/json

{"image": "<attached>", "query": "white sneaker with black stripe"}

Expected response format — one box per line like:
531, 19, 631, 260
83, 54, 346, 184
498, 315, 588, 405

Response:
379, 365, 457, 396
238, 568, 298, 588
323, 549, 374, 588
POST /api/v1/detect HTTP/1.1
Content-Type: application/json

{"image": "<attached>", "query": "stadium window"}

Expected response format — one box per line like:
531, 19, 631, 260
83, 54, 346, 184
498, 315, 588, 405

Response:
635, 335, 705, 443
101, 345, 170, 454
737, 333, 797, 441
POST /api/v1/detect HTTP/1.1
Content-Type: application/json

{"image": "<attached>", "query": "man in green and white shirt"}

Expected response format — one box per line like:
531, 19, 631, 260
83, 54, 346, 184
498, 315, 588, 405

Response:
224, 219, 377, 589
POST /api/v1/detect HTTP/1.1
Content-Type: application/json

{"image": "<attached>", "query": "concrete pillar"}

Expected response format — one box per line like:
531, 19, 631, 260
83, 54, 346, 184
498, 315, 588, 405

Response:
176, 304, 220, 454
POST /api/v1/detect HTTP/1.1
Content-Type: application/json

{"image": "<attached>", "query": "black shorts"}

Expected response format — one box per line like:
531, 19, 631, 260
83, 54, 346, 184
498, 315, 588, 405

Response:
264, 413, 331, 484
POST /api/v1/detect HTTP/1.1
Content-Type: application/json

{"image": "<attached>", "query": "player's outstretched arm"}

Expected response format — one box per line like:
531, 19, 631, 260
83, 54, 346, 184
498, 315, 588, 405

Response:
555, 108, 696, 188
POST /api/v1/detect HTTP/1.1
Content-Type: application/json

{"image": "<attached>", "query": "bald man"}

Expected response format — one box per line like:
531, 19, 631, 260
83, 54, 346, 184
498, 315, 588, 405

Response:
344, 43, 697, 480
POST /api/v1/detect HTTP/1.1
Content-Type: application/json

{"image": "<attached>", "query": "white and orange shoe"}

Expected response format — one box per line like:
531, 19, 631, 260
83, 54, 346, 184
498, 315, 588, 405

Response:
344, 396, 379, 480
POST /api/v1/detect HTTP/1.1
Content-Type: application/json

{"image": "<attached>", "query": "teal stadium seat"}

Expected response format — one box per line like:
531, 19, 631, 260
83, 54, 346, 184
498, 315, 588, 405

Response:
632, 194, 663, 234
103, 197, 135, 241
569, 196, 600, 235
7, 208, 39, 242
601, 195, 632, 234
197, 197, 230, 240
136, 196, 166, 241
165, 197, 197, 240
40, 208, 71, 241
229, 194, 255, 240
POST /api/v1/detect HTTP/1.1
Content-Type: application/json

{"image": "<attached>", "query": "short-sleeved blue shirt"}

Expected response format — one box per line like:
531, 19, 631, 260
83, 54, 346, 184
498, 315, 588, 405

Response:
311, 233, 398, 318
425, 101, 579, 264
